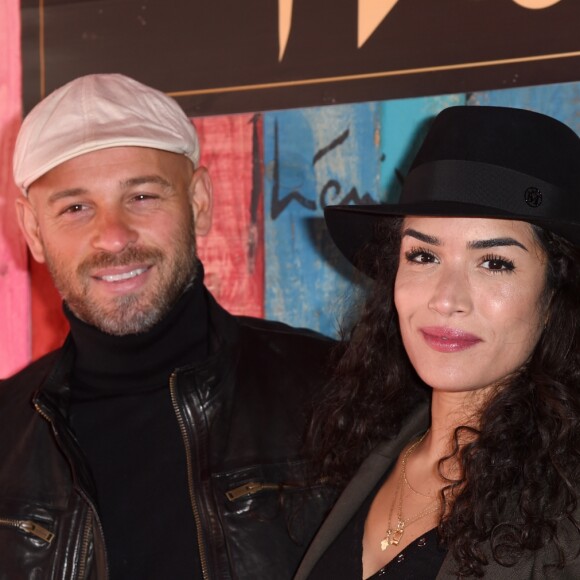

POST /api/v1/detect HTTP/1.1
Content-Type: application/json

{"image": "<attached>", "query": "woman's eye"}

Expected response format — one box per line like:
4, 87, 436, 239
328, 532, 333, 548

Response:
405, 248, 438, 264
481, 255, 515, 272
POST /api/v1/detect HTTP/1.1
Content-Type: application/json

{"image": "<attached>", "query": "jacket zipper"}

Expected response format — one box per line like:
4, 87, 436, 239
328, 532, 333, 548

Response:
76, 510, 93, 580
34, 401, 107, 579
226, 482, 288, 501
0, 518, 55, 543
169, 373, 210, 580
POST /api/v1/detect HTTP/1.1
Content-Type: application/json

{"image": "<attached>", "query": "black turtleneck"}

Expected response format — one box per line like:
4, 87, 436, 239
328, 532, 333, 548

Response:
68, 273, 208, 579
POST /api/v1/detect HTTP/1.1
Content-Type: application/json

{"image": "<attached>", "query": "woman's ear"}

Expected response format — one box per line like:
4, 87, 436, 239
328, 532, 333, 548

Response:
189, 166, 213, 237
15, 197, 47, 263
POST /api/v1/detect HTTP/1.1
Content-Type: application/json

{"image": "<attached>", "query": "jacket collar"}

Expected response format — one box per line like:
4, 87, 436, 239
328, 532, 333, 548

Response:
294, 401, 430, 580
169, 290, 241, 404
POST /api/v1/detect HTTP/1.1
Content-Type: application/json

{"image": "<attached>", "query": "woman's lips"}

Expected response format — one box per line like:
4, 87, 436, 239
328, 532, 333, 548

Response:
420, 326, 482, 353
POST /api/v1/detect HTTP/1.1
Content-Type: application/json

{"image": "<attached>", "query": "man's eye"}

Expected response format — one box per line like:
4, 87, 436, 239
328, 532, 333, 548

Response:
62, 204, 86, 214
133, 194, 158, 202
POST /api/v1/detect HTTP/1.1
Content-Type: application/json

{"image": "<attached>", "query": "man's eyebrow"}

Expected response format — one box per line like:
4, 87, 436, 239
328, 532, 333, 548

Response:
121, 175, 172, 189
402, 228, 440, 245
468, 237, 528, 252
47, 188, 88, 205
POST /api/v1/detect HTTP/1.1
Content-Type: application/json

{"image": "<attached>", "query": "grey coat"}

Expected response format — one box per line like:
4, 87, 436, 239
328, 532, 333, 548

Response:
295, 402, 580, 579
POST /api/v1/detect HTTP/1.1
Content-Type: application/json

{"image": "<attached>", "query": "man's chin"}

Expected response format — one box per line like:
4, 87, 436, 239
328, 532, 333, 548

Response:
65, 258, 198, 335
68, 297, 168, 336
97, 310, 166, 336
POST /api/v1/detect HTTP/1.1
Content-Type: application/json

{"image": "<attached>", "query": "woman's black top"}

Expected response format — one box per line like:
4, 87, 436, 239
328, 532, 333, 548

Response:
308, 470, 447, 579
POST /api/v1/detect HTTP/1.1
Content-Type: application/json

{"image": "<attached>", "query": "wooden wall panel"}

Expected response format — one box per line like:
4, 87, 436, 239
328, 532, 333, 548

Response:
195, 114, 265, 317
260, 85, 580, 337
0, 0, 30, 378
30, 262, 68, 360
469, 81, 580, 133
261, 96, 467, 338
263, 103, 382, 337
379, 94, 466, 202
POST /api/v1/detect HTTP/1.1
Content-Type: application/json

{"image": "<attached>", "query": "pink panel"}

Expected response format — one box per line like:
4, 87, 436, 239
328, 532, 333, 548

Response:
30, 261, 69, 361
0, 0, 30, 378
195, 114, 264, 318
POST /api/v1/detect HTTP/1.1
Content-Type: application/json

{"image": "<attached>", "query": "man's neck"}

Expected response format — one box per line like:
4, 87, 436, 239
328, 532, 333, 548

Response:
66, 273, 209, 395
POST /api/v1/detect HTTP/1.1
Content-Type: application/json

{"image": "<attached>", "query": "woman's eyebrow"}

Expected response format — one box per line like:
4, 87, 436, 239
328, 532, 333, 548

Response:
468, 238, 528, 252
402, 228, 439, 245
403, 228, 529, 252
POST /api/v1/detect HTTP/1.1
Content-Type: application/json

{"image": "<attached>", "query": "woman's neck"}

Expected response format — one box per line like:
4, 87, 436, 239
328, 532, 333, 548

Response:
406, 389, 491, 491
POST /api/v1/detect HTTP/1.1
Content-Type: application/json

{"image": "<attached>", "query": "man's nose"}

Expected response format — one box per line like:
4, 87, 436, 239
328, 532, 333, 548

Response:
427, 266, 473, 317
91, 209, 138, 253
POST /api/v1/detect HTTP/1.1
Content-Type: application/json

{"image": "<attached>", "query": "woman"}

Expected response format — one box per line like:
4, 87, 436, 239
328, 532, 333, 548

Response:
296, 106, 580, 579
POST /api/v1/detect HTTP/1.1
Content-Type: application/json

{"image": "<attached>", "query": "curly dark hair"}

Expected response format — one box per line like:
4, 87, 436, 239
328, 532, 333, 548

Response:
309, 217, 580, 577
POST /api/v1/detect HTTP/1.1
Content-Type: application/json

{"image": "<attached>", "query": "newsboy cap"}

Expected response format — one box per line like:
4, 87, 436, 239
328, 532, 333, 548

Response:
13, 73, 200, 194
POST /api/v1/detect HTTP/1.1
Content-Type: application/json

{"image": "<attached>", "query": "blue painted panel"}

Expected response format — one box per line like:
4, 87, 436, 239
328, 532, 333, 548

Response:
379, 94, 466, 202
263, 103, 382, 336
469, 81, 580, 133
262, 84, 579, 337
263, 95, 467, 336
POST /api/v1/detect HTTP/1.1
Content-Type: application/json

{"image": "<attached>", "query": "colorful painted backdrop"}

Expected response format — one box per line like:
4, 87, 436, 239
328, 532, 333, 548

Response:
1, 0, 579, 378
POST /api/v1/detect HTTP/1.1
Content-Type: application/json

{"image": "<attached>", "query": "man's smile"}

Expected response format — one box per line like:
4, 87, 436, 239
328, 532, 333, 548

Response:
95, 266, 150, 283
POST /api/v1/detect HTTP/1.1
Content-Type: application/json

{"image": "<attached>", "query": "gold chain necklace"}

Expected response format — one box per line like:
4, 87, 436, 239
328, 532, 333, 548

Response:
380, 433, 441, 552
403, 442, 437, 499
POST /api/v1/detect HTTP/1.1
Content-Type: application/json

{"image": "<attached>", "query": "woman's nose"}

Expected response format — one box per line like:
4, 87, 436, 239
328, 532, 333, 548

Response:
427, 266, 473, 317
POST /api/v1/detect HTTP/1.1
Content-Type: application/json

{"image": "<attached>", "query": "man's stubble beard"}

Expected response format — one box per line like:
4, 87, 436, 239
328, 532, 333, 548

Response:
46, 219, 199, 336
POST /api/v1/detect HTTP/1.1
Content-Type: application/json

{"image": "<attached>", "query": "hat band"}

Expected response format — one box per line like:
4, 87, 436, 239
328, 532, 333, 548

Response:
402, 160, 574, 219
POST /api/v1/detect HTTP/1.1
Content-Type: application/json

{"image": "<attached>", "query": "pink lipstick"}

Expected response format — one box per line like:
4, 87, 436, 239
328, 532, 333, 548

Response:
420, 326, 482, 353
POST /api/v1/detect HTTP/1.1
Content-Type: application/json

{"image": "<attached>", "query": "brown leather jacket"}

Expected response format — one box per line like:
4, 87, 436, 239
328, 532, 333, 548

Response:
0, 293, 335, 579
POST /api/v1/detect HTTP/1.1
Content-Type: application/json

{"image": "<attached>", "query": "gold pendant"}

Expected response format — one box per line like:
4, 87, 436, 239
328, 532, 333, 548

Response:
380, 521, 405, 551
391, 526, 404, 545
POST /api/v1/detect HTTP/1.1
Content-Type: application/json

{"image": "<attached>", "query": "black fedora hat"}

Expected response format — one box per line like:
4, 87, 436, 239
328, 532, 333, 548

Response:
325, 106, 580, 274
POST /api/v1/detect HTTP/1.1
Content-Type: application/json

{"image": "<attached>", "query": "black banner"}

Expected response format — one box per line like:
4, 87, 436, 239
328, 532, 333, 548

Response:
22, 0, 580, 116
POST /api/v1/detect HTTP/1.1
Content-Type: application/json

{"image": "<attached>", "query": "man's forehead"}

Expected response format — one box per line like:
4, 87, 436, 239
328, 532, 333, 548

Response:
28, 147, 190, 200
30, 147, 193, 190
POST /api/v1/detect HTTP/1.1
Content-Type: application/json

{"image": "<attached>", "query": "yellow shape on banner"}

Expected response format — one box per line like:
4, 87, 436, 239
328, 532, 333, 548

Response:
358, 0, 400, 48
278, 0, 293, 61
512, 0, 561, 8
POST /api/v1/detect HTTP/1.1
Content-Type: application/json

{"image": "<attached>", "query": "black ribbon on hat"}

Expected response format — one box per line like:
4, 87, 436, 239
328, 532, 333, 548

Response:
402, 160, 577, 219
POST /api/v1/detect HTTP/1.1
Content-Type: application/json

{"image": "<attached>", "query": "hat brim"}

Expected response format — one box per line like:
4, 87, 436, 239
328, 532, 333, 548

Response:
324, 202, 580, 277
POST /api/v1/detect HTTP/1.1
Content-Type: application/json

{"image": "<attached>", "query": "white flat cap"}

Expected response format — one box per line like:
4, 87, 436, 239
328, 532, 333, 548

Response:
13, 73, 200, 194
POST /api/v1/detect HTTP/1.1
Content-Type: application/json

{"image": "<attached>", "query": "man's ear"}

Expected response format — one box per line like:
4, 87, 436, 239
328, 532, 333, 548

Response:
15, 197, 47, 263
189, 166, 213, 237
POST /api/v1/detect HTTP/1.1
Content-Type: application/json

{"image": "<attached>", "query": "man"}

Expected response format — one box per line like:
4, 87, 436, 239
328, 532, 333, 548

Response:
0, 74, 333, 579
